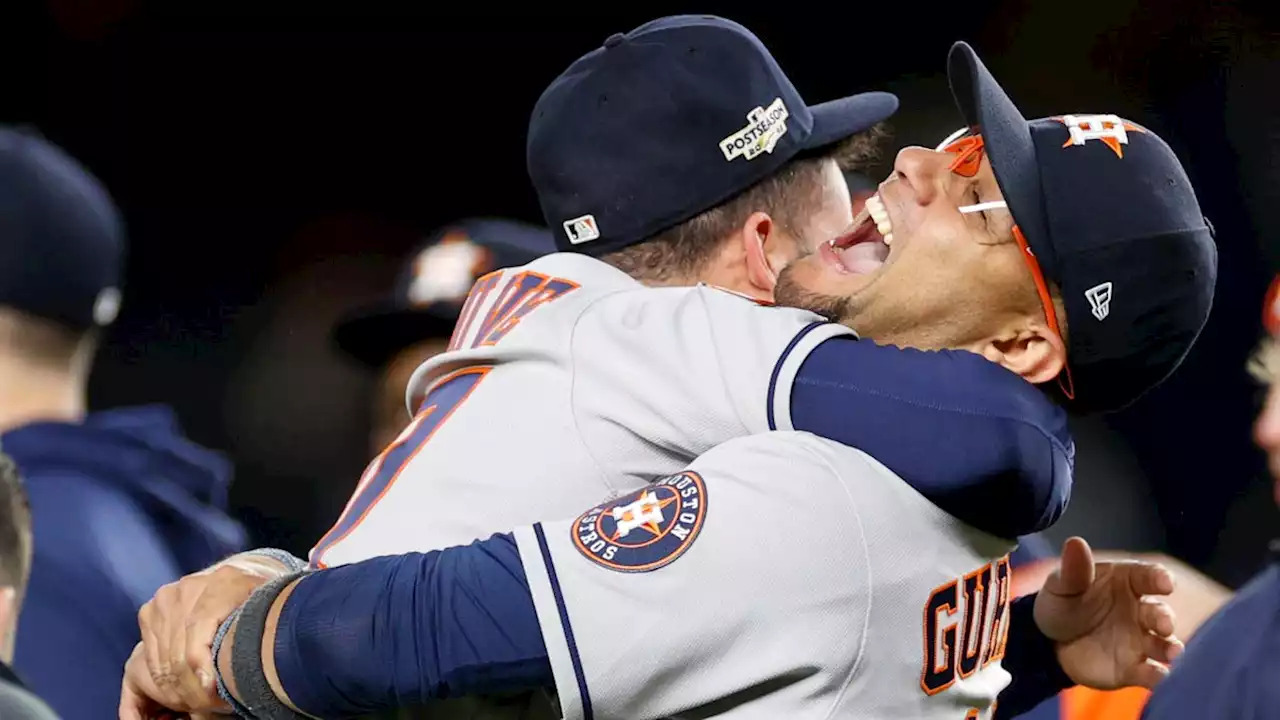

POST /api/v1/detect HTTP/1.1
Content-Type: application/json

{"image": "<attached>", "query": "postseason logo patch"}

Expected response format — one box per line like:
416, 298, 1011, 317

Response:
720, 97, 790, 162
572, 472, 707, 573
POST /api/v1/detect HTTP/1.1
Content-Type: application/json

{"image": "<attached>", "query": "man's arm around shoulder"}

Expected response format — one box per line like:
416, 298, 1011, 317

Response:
215, 433, 872, 719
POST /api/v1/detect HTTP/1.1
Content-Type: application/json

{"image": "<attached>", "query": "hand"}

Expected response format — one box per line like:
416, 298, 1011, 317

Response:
120, 641, 213, 720
1094, 550, 1231, 640
1034, 537, 1184, 690
135, 555, 288, 712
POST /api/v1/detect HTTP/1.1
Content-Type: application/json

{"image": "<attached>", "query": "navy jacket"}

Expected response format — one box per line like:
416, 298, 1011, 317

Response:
6, 405, 246, 720
1141, 543, 1280, 720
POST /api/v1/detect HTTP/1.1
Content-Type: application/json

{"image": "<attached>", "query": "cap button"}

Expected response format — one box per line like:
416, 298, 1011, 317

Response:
603, 33, 625, 49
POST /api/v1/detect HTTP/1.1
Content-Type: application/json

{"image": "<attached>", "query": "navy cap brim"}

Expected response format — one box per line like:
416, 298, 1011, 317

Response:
333, 305, 456, 368
947, 43, 1056, 278
803, 92, 900, 152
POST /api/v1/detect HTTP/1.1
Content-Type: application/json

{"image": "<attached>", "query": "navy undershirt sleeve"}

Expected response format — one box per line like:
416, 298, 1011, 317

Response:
272, 533, 552, 718
788, 336, 1073, 538
994, 594, 1074, 719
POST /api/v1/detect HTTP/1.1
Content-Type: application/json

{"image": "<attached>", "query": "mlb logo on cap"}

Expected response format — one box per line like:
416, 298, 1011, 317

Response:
527, 15, 899, 256
563, 214, 600, 245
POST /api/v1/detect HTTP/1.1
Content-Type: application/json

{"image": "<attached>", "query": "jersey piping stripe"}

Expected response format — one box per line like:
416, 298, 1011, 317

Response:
533, 522, 593, 720
766, 321, 855, 431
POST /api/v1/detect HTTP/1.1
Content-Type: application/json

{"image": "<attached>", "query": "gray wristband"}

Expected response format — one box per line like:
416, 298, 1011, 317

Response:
239, 548, 308, 573
213, 606, 255, 719
228, 571, 311, 720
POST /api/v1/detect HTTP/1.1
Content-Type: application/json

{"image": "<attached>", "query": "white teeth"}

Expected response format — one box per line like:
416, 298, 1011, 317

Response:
864, 194, 894, 244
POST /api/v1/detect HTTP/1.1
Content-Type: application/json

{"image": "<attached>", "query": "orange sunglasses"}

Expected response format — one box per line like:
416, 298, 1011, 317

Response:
935, 128, 1075, 400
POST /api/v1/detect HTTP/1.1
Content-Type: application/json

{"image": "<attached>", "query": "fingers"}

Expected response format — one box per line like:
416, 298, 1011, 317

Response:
166, 616, 202, 708
1043, 536, 1095, 598
121, 643, 173, 720
1123, 657, 1172, 690
133, 561, 269, 715
160, 565, 257, 713
141, 580, 207, 710
1144, 630, 1185, 666
1127, 560, 1177, 598
1139, 597, 1177, 638
118, 673, 147, 720
137, 600, 168, 689
176, 614, 221, 702
165, 605, 221, 708
1117, 624, 1184, 690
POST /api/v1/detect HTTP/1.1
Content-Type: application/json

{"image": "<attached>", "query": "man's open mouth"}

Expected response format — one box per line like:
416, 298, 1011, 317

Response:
829, 194, 893, 274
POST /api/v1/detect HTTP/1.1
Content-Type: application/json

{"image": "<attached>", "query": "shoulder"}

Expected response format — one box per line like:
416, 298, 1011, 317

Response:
0, 680, 57, 720
693, 431, 838, 469
521, 252, 640, 290
1145, 564, 1280, 717
581, 282, 838, 341
24, 471, 156, 540
688, 432, 874, 505
24, 472, 178, 605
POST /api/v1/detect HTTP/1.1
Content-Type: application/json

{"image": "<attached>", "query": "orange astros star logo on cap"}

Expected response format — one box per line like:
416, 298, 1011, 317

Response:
1054, 114, 1147, 159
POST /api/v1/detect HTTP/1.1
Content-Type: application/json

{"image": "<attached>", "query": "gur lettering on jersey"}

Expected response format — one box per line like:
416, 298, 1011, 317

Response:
720, 98, 790, 162
572, 471, 708, 573
920, 555, 1013, 697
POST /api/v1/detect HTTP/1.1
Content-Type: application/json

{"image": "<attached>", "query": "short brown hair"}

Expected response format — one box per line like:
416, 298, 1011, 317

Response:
0, 451, 31, 591
602, 124, 890, 283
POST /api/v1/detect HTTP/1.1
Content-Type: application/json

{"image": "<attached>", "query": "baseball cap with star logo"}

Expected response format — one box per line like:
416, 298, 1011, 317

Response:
946, 41, 1218, 412
332, 218, 554, 367
527, 15, 898, 256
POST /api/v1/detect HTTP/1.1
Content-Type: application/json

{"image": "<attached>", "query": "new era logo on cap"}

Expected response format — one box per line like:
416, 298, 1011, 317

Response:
720, 98, 790, 162
1085, 281, 1112, 321
563, 214, 600, 244
946, 41, 1216, 412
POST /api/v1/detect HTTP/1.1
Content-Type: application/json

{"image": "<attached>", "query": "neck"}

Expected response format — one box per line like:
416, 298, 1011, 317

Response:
0, 356, 86, 434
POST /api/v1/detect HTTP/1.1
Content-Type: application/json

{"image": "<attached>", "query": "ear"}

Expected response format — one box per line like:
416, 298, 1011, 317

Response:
978, 325, 1067, 386
739, 211, 793, 297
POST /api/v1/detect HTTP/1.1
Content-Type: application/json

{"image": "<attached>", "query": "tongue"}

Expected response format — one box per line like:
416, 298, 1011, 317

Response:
839, 242, 887, 275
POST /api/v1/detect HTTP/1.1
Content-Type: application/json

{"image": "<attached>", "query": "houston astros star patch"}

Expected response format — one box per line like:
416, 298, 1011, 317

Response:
572, 471, 708, 573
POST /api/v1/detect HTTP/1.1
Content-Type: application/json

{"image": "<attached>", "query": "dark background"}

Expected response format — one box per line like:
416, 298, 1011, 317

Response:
4, 0, 1278, 585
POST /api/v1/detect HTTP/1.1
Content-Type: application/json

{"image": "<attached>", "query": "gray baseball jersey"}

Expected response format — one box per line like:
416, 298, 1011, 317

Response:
309, 252, 850, 568
515, 431, 1017, 720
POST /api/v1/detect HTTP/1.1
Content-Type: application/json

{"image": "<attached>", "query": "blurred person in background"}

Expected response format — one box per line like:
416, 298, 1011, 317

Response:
0, 126, 246, 718
332, 219, 555, 455
0, 451, 59, 719
1137, 275, 1280, 718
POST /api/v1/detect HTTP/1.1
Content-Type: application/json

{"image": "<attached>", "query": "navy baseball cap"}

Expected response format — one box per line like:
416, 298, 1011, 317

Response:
528, 15, 898, 256
947, 42, 1217, 412
333, 218, 554, 367
0, 126, 124, 330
